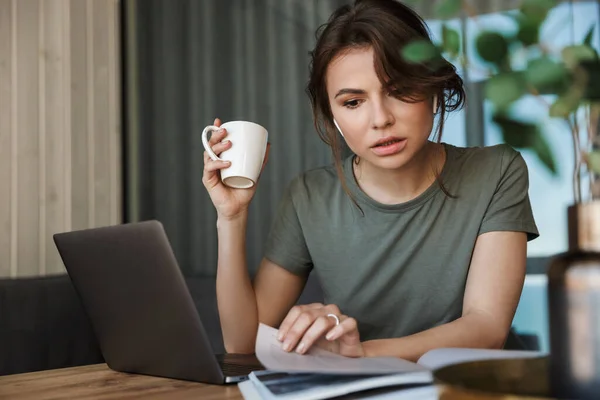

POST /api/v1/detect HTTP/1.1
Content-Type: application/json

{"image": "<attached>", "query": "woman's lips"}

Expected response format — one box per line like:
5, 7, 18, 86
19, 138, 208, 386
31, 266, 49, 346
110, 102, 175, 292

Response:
371, 138, 407, 156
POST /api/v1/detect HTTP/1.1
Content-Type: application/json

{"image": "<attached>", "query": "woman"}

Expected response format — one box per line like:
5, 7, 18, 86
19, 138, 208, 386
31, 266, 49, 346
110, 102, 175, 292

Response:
202, 0, 538, 362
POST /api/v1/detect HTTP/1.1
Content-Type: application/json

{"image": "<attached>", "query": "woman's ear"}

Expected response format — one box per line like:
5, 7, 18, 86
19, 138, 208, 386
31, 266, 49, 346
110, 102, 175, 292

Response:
333, 119, 345, 138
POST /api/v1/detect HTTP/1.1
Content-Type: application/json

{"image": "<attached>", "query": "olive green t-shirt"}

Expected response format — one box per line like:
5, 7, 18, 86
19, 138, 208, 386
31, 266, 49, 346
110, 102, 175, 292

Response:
264, 143, 539, 341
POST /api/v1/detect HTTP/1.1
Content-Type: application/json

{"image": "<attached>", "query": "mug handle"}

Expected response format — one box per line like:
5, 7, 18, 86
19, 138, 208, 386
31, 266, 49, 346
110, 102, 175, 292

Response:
201, 125, 221, 161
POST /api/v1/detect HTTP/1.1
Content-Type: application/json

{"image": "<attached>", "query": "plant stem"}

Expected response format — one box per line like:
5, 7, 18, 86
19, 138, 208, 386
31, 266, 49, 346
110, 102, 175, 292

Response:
586, 106, 591, 200
586, 105, 594, 201
569, 113, 582, 204
575, 112, 583, 202
591, 104, 600, 148
589, 104, 600, 199
461, 0, 483, 31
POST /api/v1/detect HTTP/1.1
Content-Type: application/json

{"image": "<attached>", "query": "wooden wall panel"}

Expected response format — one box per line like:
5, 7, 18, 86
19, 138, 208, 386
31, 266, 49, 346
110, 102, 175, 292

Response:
42, 0, 68, 275
16, 0, 41, 277
0, 0, 13, 277
0, 0, 121, 278
92, 0, 111, 228
70, 0, 89, 233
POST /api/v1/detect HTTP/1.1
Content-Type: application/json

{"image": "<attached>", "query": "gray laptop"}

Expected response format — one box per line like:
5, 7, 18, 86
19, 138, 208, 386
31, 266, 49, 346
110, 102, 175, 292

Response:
53, 220, 263, 384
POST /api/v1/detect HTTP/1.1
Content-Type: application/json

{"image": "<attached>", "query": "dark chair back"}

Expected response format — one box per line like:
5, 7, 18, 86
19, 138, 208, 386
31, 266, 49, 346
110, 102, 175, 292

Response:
0, 275, 103, 376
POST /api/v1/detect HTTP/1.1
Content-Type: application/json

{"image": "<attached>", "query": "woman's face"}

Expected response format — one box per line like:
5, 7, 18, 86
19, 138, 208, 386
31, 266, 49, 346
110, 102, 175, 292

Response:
326, 46, 435, 171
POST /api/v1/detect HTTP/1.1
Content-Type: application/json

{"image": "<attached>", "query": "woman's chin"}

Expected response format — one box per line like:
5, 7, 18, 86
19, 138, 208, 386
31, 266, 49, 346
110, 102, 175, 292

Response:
361, 153, 413, 171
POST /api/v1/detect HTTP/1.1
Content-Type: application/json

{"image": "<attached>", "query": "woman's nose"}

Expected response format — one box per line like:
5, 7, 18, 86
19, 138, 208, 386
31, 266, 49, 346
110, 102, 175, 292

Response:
371, 97, 395, 130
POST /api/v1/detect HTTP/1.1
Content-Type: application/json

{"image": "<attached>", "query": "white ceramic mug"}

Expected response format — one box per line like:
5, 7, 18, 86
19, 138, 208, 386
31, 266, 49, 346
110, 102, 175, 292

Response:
201, 121, 268, 189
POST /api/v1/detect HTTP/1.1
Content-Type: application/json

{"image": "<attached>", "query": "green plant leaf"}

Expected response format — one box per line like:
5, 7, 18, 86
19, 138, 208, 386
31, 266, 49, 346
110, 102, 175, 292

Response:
493, 115, 557, 174
441, 24, 460, 58
485, 73, 526, 109
584, 25, 595, 47
493, 115, 537, 147
476, 32, 509, 64
562, 45, 598, 68
587, 151, 600, 174
514, 14, 540, 46
520, 0, 556, 23
401, 40, 440, 64
434, 0, 462, 19
581, 60, 600, 100
549, 95, 581, 118
531, 128, 557, 174
525, 57, 568, 93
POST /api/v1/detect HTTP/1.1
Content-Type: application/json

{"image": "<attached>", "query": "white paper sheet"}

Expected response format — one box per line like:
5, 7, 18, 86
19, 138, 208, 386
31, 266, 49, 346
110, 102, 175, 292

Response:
254, 323, 432, 377
329, 386, 440, 400
417, 347, 546, 370
239, 380, 263, 400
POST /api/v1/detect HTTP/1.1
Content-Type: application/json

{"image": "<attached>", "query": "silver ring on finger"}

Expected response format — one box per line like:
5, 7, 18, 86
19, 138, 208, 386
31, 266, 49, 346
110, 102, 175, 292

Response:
326, 313, 340, 326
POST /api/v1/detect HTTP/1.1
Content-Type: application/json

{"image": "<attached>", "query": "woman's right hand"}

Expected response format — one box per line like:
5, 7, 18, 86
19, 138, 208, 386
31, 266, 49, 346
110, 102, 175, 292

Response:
202, 118, 270, 220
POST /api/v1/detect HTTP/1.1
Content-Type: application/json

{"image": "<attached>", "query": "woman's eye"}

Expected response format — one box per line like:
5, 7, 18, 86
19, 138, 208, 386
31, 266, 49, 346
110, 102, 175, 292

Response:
343, 99, 362, 109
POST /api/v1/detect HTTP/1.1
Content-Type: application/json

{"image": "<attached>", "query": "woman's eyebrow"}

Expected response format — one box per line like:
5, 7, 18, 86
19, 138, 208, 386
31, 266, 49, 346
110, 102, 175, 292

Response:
334, 88, 366, 98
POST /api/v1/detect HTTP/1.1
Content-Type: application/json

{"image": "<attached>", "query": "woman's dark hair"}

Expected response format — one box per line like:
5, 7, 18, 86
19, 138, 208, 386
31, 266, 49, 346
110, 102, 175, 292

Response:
306, 0, 465, 201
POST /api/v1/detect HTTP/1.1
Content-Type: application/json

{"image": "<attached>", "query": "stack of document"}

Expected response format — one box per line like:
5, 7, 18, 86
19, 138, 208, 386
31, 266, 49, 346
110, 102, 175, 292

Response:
239, 324, 544, 400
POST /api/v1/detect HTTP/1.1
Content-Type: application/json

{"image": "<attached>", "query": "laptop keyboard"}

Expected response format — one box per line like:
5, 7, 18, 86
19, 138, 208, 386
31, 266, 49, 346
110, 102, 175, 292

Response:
216, 353, 264, 377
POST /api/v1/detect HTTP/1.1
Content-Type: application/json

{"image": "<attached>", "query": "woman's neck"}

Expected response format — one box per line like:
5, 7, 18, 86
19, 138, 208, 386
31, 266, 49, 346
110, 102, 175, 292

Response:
353, 141, 446, 205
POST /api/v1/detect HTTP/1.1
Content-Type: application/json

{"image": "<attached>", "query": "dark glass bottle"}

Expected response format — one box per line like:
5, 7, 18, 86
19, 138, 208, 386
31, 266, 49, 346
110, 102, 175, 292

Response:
548, 202, 600, 399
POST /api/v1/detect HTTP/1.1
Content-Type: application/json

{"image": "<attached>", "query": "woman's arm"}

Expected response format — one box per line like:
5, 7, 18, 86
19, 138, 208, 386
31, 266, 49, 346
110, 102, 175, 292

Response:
203, 118, 307, 354
216, 211, 307, 354
361, 231, 528, 361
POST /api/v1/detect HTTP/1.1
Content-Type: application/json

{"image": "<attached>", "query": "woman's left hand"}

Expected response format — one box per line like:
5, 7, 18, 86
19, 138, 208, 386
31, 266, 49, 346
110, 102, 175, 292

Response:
276, 303, 364, 358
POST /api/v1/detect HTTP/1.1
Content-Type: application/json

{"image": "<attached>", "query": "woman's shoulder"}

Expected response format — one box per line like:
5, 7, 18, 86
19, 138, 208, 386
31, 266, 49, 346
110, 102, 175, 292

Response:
286, 162, 341, 197
447, 142, 521, 162
445, 143, 527, 180
280, 161, 352, 213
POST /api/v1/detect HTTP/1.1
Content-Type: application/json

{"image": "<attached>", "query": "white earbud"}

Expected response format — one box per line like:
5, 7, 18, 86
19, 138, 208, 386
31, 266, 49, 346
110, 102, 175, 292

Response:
432, 95, 438, 114
333, 118, 345, 138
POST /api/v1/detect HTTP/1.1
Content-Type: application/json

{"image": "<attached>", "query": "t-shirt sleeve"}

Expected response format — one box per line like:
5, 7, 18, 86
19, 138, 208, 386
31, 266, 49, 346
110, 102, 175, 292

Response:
263, 179, 313, 276
478, 146, 539, 241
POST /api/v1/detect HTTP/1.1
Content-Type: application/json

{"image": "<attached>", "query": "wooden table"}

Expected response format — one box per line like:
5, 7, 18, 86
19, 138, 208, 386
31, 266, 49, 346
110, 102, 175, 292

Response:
0, 364, 242, 400
0, 358, 553, 400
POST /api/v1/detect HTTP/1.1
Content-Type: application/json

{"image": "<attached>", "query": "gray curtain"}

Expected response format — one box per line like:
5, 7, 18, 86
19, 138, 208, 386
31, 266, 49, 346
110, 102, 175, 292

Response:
124, 0, 348, 276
